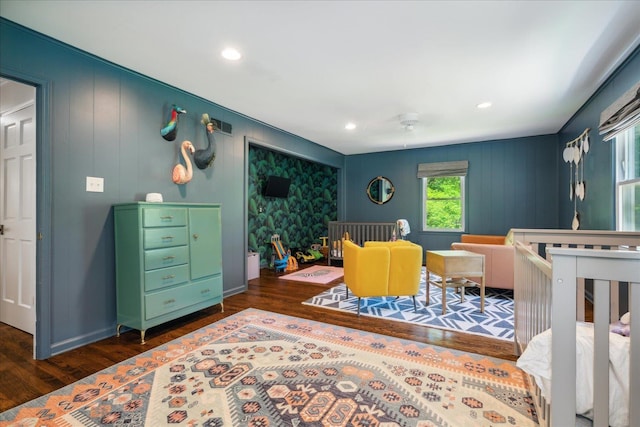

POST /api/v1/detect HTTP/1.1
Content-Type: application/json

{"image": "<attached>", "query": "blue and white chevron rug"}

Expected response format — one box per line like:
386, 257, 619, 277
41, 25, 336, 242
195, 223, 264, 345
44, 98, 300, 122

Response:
303, 268, 514, 341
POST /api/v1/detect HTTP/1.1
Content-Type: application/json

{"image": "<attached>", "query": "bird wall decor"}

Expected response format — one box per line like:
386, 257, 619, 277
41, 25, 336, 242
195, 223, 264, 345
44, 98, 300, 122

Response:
194, 113, 217, 169
172, 140, 195, 184
160, 104, 187, 141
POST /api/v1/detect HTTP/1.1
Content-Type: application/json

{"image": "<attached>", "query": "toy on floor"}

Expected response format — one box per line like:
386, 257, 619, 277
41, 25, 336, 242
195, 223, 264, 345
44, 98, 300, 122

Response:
319, 236, 329, 258
307, 247, 323, 260
271, 234, 289, 272
286, 252, 298, 271
296, 251, 315, 263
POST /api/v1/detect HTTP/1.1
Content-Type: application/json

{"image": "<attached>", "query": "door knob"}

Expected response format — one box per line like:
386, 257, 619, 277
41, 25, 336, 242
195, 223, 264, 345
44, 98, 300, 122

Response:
0, 224, 4, 235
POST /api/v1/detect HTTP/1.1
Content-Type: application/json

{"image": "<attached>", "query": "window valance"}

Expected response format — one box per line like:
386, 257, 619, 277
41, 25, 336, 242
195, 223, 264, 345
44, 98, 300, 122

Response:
599, 80, 640, 141
417, 160, 468, 178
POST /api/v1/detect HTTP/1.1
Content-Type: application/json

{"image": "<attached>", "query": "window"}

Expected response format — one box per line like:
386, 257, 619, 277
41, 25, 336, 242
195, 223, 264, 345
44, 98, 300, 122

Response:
615, 123, 640, 231
422, 176, 465, 231
417, 160, 468, 232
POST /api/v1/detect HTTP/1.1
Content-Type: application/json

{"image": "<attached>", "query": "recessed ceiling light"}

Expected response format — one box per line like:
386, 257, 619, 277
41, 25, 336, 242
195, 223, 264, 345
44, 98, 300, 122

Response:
221, 48, 242, 61
345, 122, 356, 130
477, 102, 492, 109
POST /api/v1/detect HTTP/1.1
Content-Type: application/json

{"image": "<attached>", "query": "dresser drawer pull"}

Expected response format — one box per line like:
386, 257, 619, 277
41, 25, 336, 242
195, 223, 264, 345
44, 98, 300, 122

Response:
160, 215, 174, 220
201, 289, 210, 294
164, 298, 176, 305
162, 236, 174, 240
162, 274, 176, 280
163, 255, 176, 260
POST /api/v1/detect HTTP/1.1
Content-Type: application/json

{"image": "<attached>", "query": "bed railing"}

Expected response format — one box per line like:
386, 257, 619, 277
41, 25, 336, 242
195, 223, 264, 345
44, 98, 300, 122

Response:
549, 248, 639, 427
512, 229, 640, 350
328, 221, 397, 265
511, 229, 640, 427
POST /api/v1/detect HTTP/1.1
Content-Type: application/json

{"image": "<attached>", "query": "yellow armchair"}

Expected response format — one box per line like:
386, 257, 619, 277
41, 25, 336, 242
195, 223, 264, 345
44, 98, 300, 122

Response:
343, 240, 423, 315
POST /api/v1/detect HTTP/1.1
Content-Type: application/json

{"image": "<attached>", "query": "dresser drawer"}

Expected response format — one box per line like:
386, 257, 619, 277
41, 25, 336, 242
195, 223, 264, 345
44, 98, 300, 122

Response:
144, 227, 188, 250
144, 264, 189, 292
143, 208, 187, 228
144, 246, 188, 271
144, 277, 221, 320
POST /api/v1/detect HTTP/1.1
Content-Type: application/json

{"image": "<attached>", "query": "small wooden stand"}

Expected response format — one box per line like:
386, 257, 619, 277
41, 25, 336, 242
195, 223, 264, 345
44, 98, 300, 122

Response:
426, 250, 485, 315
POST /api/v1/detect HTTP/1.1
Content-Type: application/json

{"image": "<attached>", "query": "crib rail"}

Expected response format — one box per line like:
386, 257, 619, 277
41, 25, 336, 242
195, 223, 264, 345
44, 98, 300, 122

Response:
328, 221, 397, 265
508, 229, 640, 259
511, 228, 640, 427
514, 242, 552, 355
549, 248, 639, 427
512, 229, 640, 344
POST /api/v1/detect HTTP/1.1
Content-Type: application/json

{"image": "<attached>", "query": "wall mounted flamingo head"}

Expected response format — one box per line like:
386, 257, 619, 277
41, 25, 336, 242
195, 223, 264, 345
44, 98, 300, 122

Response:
172, 140, 195, 185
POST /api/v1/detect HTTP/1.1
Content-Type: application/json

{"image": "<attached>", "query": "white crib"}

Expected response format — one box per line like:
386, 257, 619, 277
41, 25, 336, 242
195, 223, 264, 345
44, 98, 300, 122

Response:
510, 229, 640, 427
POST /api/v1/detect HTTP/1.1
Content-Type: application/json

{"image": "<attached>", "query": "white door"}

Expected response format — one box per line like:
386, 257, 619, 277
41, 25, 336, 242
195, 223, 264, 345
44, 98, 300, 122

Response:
0, 103, 36, 334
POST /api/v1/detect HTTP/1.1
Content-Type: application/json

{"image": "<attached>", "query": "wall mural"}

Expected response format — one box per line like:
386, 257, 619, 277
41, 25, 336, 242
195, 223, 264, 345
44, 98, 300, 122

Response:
248, 146, 338, 267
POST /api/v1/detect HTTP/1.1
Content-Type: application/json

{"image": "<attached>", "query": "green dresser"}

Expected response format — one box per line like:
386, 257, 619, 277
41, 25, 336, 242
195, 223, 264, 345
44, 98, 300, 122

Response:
114, 202, 223, 343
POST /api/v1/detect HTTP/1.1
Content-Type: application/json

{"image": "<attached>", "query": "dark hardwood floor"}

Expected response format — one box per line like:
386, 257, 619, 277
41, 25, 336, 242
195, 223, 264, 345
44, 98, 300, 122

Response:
0, 262, 517, 412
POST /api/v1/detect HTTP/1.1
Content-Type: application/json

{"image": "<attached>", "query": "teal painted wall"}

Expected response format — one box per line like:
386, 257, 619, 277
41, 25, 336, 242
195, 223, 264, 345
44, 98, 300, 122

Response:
247, 145, 338, 267
0, 19, 343, 357
2, 16, 637, 358
344, 135, 560, 252
558, 46, 640, 230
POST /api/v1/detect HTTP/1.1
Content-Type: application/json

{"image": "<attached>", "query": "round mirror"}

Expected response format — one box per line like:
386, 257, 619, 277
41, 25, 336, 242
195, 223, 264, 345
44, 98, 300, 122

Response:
367, 176, 395, 204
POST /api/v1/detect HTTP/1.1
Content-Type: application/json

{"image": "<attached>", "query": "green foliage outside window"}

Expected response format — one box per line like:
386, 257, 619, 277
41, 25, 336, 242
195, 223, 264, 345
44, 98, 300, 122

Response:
424, 176, 463, 230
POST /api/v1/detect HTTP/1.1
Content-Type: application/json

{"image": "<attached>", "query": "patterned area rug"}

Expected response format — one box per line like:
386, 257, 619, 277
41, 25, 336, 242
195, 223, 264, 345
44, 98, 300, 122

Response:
303, 268, 515, 341
279, 265, 344, 284
0, 308, 536, 426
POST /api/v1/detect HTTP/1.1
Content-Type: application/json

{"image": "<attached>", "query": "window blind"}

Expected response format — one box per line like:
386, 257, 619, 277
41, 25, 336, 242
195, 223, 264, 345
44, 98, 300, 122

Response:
599, 81, 640, 141
417, 160, 468, 178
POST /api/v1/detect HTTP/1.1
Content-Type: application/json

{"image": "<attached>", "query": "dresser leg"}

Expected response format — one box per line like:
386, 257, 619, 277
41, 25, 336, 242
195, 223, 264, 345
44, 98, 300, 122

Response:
140, 330, 146, 345
220, 301, 224, 313
116, 324, 122, 337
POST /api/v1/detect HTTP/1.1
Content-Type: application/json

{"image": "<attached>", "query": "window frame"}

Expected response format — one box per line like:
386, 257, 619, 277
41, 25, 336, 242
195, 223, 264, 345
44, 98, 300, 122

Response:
421, 175, 466, 232
615, 124, 640, 231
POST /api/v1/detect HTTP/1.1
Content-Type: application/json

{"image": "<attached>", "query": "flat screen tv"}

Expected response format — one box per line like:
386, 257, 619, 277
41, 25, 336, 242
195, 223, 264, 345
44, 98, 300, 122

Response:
263, 175, 291, 198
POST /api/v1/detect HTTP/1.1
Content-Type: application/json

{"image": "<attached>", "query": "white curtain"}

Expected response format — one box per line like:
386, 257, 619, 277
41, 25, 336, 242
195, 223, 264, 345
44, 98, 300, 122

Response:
599, 81, 640, 141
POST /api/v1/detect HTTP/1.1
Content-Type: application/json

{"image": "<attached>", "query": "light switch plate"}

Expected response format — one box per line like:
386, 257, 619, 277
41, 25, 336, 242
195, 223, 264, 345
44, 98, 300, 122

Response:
86, 176, 104, 192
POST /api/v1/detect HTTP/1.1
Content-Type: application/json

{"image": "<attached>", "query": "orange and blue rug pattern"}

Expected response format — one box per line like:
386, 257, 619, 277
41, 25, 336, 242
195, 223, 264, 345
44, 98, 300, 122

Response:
0, 308, 536, 426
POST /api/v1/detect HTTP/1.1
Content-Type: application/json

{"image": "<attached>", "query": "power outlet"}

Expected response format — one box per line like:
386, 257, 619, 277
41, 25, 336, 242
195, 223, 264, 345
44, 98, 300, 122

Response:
86, 176, 104, 193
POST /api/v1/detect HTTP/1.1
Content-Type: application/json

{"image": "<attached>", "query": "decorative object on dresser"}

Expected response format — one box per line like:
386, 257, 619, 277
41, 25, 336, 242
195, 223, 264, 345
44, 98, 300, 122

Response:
113, 202, 223, 344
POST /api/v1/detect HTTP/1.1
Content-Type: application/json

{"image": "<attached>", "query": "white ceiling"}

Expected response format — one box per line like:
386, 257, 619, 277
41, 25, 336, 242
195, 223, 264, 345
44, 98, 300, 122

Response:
2, 0, 640, 155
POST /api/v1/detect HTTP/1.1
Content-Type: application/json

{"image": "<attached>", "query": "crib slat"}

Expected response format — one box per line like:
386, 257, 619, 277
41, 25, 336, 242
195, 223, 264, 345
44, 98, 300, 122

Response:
550, 253, 577, 427
593, 279, 610, 427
